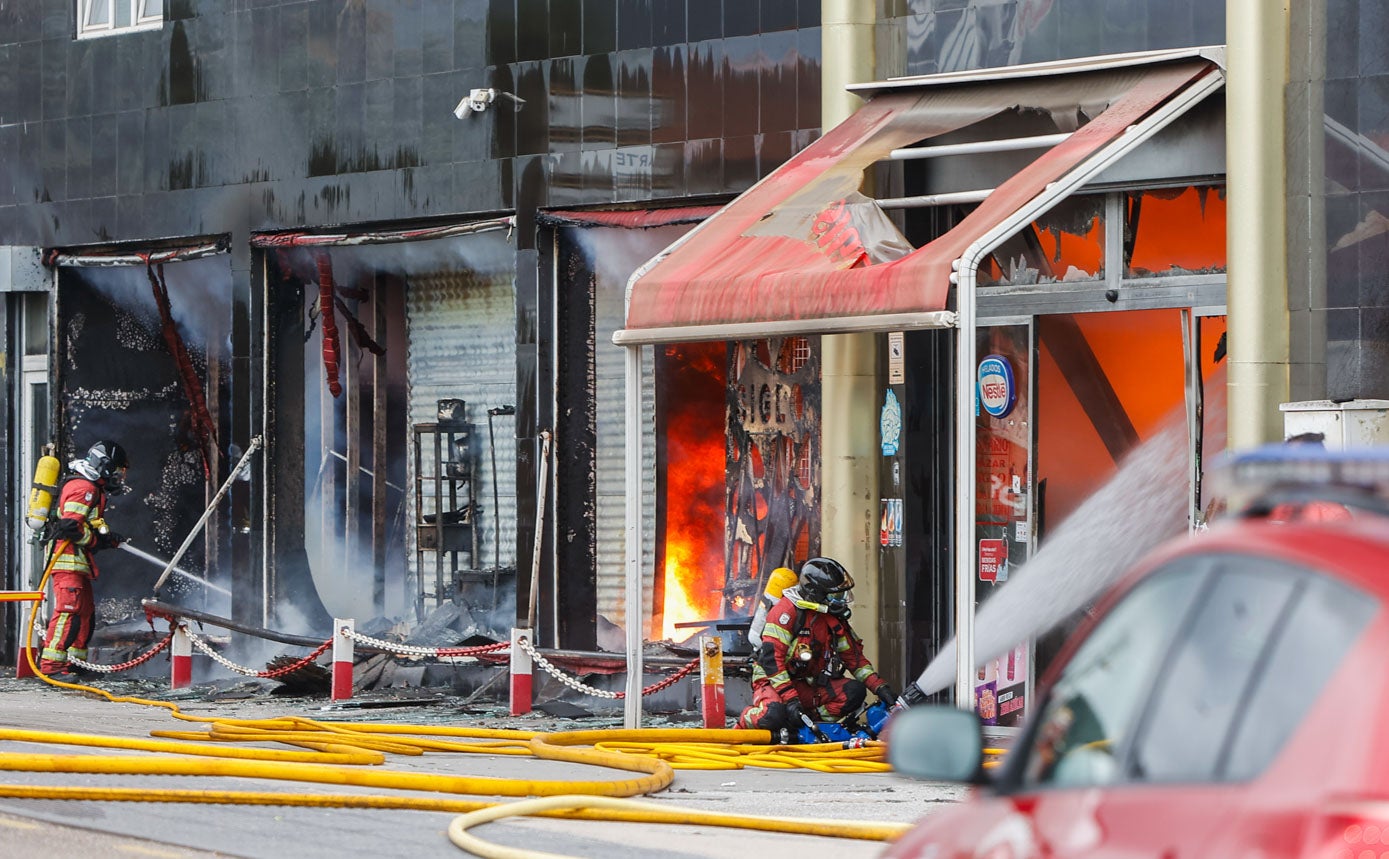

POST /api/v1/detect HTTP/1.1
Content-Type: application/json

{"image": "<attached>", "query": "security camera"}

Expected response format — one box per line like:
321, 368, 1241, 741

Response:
454, 88, 496, 118
453, 88, 527, 118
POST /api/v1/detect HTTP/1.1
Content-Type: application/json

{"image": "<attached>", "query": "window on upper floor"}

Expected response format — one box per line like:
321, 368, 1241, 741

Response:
77, 0, 163, 39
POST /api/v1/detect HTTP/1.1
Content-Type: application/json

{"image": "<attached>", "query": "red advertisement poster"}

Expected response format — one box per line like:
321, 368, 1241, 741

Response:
979, 538, 1006, 582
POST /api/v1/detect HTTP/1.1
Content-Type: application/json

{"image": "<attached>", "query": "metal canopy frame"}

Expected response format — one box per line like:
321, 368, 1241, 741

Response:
615, 49, 1228, 727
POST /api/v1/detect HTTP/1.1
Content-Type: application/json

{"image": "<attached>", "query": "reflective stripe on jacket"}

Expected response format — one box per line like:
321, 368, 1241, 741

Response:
51, 477, 105, 578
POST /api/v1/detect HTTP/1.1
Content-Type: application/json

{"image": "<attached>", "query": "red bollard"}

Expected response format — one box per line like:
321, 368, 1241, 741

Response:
331, 618, 354, 701
700, 635, 725, 728
171, 624, 192, 689
15, 645, 36, 680
510, 627, 532, 716
4, 592, 44, 680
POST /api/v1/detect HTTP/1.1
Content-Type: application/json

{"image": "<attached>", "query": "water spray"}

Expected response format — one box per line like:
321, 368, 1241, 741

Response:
119, 542, 231, 596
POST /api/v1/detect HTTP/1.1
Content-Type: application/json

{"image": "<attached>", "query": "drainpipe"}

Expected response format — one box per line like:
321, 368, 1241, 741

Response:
820, 0, 882, 664
1227, 0, 1291, 447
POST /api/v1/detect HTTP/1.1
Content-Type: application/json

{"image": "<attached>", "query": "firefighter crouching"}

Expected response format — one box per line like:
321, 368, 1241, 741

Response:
38, 440, 130, 677
736, 557, 897, 736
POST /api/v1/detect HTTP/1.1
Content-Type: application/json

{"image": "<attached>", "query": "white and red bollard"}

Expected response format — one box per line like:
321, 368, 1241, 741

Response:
510, 627, 532, 716
171, 623, 192, 689
3, 590, 45, 680
332, 618, 354, 701
700, 634, 725, 728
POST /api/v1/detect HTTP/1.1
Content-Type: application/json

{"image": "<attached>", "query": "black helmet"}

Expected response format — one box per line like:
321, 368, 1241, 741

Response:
84, 440, 130, 491
799, 557, 854, 604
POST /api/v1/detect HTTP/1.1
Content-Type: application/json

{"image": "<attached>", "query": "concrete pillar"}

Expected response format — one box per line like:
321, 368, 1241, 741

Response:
1227, 0, 1292, 447
820, 0, 882, 662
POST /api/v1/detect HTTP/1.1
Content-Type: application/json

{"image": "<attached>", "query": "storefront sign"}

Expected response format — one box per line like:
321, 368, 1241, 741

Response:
977, 355, 1017, 418
880, 389, 902, 456
979, 538, 1007, 582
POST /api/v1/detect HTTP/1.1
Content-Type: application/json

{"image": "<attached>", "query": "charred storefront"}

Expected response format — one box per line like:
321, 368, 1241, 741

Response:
543, 211, 822, 652
615, 49, 1232, 727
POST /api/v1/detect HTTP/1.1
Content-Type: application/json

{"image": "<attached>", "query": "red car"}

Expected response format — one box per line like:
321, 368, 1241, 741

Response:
886, 513, 1389, 858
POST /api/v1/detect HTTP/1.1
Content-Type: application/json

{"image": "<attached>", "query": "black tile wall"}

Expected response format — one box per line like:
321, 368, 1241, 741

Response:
1, 0, 832, 248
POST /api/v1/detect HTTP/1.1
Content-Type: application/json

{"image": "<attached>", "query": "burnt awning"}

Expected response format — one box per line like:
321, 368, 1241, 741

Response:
616, 47, 1226, 345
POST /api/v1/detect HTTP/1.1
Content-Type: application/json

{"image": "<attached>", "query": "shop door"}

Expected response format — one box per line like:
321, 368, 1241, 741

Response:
973, 321, 1035, 730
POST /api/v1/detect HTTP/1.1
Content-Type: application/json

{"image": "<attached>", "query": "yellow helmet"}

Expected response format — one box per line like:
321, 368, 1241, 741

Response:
764, 566, 799, 600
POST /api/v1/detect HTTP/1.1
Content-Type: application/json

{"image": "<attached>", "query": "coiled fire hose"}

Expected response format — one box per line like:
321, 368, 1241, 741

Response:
14, 547, 912, 857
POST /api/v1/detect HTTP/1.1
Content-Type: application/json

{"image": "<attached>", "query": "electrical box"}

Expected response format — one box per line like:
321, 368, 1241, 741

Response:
1280, 400, 1389, 448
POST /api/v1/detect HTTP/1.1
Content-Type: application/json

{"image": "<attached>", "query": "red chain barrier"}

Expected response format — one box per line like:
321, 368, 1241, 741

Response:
614, 657, 700, 699
434, 641, 511, 657
255, 639, 333, 679
79, 630, 176, 673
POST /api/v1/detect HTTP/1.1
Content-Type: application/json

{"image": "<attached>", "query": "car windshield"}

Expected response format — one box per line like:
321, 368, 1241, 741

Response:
1019, 562, 1205, 788
1016, 551, 1377, 791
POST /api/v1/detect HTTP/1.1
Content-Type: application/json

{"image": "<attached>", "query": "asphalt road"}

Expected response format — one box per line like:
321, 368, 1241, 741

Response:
0, 673, 966, 858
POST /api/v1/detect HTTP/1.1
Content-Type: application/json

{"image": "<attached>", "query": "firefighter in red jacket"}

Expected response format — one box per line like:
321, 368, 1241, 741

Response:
38, 440, 130, 676
736, 557, 897, 734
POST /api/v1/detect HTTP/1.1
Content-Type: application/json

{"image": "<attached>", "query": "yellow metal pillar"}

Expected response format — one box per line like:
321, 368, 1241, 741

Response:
820, 0, 881, 659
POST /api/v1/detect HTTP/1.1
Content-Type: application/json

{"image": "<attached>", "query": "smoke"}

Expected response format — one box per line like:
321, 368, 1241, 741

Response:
68, 257, 234, 355
915, 370, 1228, 696
274, 231, 515, 289
565, 223, 689, 303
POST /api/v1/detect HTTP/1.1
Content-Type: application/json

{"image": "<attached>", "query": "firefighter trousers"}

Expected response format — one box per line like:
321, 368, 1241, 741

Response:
735, 676, 868, 729
39, 571, 94, 674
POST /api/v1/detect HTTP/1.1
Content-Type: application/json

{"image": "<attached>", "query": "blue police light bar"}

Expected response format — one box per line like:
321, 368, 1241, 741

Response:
1214, 444, 1389, 488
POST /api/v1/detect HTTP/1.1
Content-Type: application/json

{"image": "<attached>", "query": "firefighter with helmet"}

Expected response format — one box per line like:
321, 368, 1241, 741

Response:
38, 440, 130, 676
736, 557, 897, 735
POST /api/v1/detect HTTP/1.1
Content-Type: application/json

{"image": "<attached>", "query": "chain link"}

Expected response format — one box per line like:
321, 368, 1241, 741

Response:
515, 635, 699, 700
339, 627, 509, 658
185, 626, 332, 678
68, 630, 176, 674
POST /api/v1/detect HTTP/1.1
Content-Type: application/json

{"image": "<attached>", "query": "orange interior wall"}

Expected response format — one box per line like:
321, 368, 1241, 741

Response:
1127, 187, 1228, 275
1037, 310, 1226, 532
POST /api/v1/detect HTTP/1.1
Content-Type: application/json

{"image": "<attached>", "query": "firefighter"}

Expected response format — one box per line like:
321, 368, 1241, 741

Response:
735, 557, 897, 735
38, 440, 130, 676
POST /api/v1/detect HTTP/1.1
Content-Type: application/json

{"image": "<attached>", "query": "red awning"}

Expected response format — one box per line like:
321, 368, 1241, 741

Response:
619, 50, 1224, 343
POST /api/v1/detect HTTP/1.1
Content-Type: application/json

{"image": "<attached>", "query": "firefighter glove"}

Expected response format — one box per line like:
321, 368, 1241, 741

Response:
52, 518, 83, 542
876, 683, 898, 708
784, 699, 807, 729
96, 530, 124, 551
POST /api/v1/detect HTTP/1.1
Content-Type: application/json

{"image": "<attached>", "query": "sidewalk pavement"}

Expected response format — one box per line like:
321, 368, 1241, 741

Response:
0, 669, 968, 858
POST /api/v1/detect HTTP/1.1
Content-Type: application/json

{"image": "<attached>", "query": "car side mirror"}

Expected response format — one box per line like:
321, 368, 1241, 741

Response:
887, 705, 988, 784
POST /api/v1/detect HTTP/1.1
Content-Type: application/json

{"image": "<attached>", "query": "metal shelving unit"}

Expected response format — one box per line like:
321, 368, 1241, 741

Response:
413, 416, 478, 617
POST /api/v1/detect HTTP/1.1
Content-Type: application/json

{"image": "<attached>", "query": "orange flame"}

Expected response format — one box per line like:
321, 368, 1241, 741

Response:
659, 343, 727, 642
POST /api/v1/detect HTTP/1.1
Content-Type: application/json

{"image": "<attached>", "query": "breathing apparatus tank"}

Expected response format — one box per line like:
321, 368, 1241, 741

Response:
24, 446, 61, 535
747, 566, 800, 645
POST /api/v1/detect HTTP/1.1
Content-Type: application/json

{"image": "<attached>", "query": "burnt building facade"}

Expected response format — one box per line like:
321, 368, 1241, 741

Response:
0, 1, 1379, 726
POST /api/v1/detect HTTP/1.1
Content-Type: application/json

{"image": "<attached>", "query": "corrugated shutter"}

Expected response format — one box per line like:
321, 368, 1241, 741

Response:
406, 236, 517, 606
590, 224, 696, 633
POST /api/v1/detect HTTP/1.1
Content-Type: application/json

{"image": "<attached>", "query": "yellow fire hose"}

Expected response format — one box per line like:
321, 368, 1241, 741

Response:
13, 547, 917, 855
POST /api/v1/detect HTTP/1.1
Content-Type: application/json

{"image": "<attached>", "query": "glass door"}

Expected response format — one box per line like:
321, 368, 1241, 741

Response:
973, 321, 1035, 730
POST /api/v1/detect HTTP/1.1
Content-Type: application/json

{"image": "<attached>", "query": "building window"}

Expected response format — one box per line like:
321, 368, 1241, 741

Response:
77, 0, 163, 39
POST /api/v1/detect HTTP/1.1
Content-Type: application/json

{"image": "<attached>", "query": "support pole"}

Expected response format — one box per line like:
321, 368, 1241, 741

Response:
953, 262, 978, 711
331, 618, 353, 701
171, 624, 192, 689
623, 345, 645, 728
699, 635, 724, 729
821, 0, 882, 661
510, 627, 533, 716
1227, 0, 1291, 447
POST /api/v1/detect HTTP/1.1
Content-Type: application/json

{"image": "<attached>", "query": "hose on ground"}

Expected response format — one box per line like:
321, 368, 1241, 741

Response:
14, 548, 908, 850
